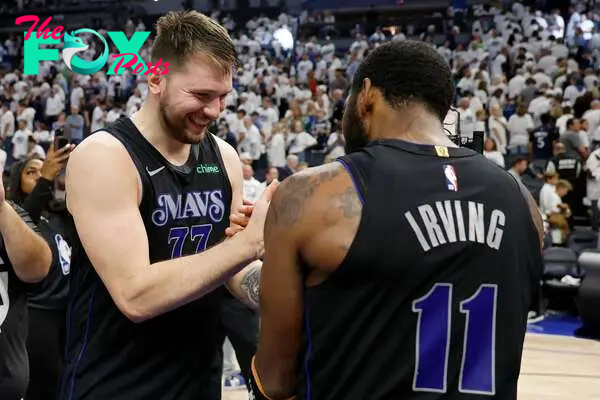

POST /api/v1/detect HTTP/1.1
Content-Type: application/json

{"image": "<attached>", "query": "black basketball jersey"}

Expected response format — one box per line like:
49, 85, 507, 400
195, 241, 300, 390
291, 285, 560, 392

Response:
529, 125, 558, 160
27, 212, 72, 311
60, 117, 232, 400
0, 202, 36, 400
297, 139, 542, 400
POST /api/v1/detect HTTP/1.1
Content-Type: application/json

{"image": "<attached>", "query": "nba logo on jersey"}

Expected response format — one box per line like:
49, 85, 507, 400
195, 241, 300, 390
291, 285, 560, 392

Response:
443, 165, 458, 192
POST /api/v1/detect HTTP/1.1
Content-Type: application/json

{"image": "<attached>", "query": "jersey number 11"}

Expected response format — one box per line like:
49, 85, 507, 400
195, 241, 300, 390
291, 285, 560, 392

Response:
412, 283, 497, 395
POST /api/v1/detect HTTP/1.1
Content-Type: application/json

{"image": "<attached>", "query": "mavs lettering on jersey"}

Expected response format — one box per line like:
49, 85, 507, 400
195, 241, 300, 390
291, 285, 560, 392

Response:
405, 200, 506, 252
151, 190, 226, 227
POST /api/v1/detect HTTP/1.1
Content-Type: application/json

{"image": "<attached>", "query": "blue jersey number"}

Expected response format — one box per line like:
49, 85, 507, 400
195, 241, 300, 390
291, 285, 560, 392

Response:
168, 224, 213, 259
412, 283, 497, 395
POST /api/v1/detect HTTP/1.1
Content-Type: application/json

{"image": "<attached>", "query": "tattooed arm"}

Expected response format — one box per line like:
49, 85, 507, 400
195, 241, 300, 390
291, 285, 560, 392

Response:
252, 162, 355, 399
226, 259, 262, 309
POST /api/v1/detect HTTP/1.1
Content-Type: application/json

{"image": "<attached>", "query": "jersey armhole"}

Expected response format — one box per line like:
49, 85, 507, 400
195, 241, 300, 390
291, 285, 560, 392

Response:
336, 157, 366, 205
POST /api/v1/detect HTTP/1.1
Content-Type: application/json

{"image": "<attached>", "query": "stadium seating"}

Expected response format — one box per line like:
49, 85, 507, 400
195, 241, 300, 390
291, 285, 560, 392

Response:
567, 231, 598, 257
543, 247, 581, 281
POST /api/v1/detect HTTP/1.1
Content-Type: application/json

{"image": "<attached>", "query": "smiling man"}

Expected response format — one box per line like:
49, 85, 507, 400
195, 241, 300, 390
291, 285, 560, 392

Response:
251, 40, 543, 400
63, 11, 277, 400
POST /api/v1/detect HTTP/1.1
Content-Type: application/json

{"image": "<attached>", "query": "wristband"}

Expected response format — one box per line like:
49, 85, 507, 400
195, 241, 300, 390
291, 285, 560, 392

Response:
249, 356, 295, 400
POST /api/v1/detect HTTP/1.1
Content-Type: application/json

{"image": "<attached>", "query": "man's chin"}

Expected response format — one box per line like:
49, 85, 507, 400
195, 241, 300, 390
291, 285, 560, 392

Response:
183, 127, 207, 144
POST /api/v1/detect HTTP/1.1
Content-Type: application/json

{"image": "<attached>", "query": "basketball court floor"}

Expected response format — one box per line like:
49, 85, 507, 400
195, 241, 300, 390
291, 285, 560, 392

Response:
222, 315, 600, 399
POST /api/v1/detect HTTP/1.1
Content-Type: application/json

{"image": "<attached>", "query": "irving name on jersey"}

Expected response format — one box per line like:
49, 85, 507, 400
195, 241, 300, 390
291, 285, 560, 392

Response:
404, 200, 506, 253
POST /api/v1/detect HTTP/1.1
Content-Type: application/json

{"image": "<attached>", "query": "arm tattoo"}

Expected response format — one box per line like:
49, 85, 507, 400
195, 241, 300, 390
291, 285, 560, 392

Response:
268, 164, 342, 228
239, 265, 261, 308
336, 186, 362, 218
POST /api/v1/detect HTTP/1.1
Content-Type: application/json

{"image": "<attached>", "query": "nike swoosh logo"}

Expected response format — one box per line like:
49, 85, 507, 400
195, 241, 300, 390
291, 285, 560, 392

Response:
146, 166, 165, 177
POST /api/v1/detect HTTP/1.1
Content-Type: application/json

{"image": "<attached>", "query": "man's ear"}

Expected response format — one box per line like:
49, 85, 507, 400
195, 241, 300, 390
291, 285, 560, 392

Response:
147, 72, 164, 95
357, 78, 376, 118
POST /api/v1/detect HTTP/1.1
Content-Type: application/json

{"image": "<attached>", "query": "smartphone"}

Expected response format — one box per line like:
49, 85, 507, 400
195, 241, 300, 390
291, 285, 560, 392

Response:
54, 136, 70, 150
54, 127, 70, 149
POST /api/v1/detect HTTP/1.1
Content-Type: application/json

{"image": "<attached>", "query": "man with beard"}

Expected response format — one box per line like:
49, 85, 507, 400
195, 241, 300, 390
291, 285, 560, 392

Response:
249, 40, 544, 400
61, 11, 277, 400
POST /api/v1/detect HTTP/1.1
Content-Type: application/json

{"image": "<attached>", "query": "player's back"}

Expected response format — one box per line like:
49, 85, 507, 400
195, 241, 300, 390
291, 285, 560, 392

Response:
297, 139, 542, 400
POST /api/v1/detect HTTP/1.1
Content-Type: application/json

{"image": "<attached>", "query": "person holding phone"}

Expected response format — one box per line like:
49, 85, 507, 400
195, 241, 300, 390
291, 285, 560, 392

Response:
8, 141, 73, 400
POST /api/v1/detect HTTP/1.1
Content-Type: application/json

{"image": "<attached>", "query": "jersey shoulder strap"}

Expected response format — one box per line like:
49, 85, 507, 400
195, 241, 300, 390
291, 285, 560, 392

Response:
336, 150, 376, 205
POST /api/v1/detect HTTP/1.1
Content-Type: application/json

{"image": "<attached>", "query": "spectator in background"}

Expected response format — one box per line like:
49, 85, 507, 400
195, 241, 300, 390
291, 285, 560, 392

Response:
484, 136, 505, 168
278, 154, 299, 181
488, 103, 508, 154
262, 167, 279, 187
44, 87, 63, 128
561, 118, 588, 160
12, 119, 31, 161
242, 163, 264, 204
26, 136, 45, 159
508, 156, 529, 182
65, 106, 85, 145
91, 100, 107, 133
508, 103, 535, 155
32, 122, 52, 147
16, 100, 36, 132
544, 179, 574, 244
529, 113, 559, 162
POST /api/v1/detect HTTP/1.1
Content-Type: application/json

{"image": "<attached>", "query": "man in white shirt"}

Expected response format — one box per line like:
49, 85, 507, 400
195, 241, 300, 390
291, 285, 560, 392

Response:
237, 116, 262, 163
70, 82, 85, 110
45, 87, 64, 126
12, 119, 31, 161
0, 102, 15, 140
583, 100, 600, 138
242, 164, 264, 204
16, 101, 36, 131
91, 101, 107, 133
539, 172, 561, 216
507, 104, 534, 153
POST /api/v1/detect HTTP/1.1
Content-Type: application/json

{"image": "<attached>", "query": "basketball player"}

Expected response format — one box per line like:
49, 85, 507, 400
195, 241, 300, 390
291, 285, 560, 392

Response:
0, 179, 52, 400
61, 11, 275, 400
250, 41, 544, 399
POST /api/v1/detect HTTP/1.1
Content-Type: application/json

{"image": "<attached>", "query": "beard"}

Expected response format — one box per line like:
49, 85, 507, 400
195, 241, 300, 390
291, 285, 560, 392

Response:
342, 98, 370, 154
158, 93, 206, 145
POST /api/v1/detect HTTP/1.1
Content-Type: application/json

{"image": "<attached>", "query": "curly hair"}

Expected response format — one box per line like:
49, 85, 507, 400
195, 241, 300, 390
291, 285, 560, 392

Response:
350, 40, 454, 122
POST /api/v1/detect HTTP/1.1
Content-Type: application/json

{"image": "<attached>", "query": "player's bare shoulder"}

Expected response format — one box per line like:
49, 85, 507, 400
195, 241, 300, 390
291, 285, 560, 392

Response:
66, 130, 141, 207
268, 161, 361, 230
67, 130, 131, 168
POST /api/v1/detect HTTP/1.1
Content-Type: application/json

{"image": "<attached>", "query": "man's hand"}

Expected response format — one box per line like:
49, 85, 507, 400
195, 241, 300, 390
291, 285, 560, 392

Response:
225, 199, 255, 238
41, 142, 74, 181
238, 180, 279, 258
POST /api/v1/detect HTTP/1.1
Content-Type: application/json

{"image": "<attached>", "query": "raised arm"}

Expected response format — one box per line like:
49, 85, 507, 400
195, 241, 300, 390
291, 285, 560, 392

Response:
0, 201, 51, 283
66, 132, 264, 323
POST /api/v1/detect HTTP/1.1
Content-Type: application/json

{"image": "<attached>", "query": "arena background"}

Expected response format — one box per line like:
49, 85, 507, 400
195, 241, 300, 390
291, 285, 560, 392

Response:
0, 0, 599, 398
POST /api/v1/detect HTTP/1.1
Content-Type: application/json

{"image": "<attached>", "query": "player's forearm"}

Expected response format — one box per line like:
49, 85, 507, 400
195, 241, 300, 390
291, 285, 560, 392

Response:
227, 260, 262, 310
0, 201, 51, 282
123, 232, 260, 322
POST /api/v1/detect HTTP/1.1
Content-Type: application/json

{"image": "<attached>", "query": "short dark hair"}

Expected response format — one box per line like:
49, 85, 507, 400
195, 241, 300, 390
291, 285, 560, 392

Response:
566, 118, 576, 129
350, 40, 454, 121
